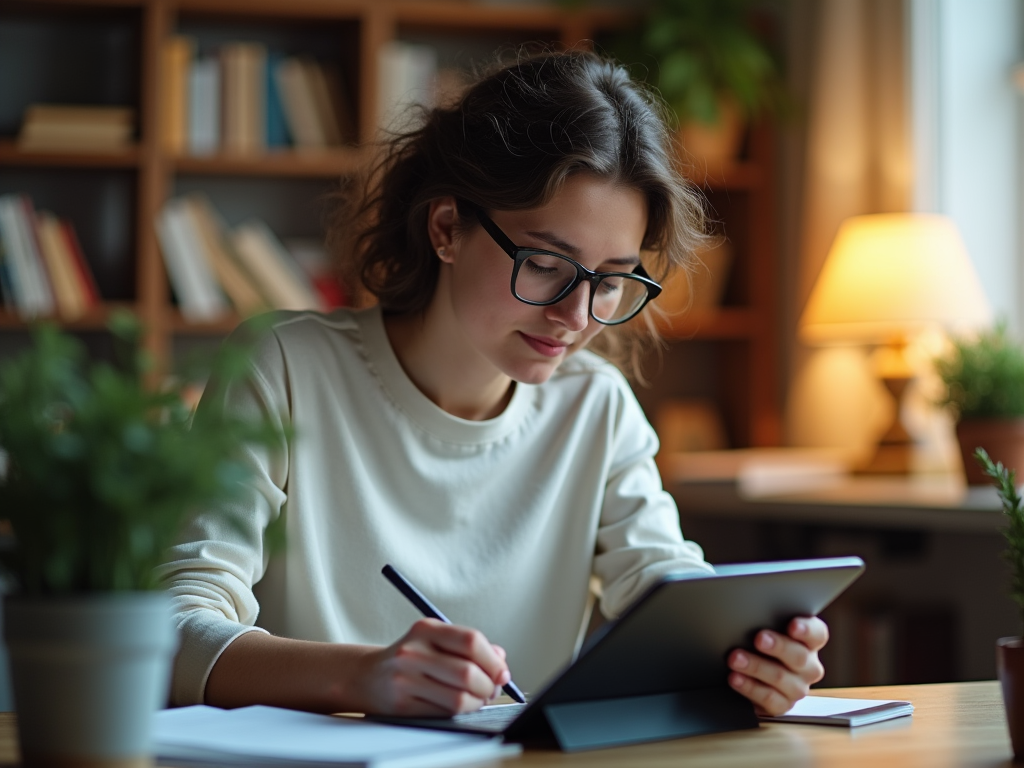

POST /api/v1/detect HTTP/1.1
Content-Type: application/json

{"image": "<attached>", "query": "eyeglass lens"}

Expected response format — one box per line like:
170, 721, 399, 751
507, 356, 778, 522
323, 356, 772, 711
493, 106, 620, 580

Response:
514, 251, 650, 323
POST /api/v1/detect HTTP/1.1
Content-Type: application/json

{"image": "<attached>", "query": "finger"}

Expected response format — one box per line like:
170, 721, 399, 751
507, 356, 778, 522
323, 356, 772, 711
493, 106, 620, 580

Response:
414, 620, 509, 682
788, 616, 829, 652
493, 644, 507, 660
419, 649, 503, 702
753, 631, 824, 684
729, 671, 797, 717
728, 649, 810, 703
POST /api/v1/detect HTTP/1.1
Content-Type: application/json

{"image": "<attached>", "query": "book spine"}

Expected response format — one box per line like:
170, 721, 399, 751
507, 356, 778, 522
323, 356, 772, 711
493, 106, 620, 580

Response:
162, 36, 194, 154
156, 199, 229, 321
232, 220, 322, 311
14, 196, 56, 317
35, 211, 87, 320
188, 56, 221, 155
0, 198, 25, 313
274, 57, 327, 148
265, 51, 291, 148
60, 221, 101, 307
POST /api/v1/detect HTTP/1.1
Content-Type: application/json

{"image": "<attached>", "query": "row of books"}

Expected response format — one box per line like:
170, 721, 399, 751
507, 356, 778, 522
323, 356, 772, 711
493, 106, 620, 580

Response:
0, 195, 101, 320
162, 37, 355, 156
156, 195, 344, 322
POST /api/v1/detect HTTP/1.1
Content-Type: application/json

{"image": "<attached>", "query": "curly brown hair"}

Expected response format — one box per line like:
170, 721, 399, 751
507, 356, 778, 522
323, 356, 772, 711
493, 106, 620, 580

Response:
329, 49, 708, 378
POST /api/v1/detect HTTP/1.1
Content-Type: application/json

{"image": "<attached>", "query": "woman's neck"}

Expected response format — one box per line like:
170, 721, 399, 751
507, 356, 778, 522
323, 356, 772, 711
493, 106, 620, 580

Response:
383, 308, 515, 422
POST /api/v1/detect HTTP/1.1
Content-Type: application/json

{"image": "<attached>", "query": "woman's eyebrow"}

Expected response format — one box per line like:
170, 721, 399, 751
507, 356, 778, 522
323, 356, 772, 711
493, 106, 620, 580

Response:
524, 229, 641, 266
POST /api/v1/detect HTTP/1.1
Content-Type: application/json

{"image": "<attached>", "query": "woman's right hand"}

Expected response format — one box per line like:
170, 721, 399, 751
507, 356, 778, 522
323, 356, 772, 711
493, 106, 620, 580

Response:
353, 618, 512, 716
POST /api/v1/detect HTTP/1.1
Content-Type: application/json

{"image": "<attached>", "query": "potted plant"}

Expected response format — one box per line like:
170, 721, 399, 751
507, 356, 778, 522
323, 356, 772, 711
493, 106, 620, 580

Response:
0, 314, 283, 768
936, 324, 1024, 485
975, 448, 1024, 759
612, 0, 786, 169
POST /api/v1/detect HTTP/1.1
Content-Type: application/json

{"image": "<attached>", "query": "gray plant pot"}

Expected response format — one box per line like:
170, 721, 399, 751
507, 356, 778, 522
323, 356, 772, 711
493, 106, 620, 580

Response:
4, 592, 177, 768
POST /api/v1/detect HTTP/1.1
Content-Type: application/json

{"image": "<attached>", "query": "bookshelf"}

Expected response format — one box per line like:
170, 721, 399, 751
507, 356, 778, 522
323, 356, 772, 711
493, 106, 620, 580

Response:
0, 0, 780, 448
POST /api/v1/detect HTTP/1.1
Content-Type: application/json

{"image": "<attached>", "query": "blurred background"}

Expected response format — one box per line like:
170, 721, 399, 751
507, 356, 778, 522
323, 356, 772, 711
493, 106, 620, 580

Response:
0, 0, 1021, 691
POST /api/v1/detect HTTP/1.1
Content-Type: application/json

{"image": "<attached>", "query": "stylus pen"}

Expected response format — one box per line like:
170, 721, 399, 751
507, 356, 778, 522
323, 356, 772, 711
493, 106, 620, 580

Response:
381, 564, 527, 704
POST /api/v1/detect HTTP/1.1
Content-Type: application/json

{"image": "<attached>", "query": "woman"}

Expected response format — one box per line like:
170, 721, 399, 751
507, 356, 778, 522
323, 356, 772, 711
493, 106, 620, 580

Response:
159, 50, 826, 718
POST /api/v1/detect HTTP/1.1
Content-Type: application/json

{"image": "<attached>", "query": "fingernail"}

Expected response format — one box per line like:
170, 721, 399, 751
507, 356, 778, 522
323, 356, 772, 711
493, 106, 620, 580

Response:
729, 672, 746, 688
732, 651, 749, 669
758, 632, 775, 650
793, 620, 807, 638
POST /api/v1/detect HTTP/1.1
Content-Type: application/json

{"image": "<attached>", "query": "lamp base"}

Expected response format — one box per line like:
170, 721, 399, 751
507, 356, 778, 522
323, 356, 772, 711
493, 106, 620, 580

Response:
857, 372, 914, 475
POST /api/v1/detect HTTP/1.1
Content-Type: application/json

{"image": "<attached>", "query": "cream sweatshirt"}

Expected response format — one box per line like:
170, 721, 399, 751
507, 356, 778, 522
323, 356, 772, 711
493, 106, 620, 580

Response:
157, 306, 713, 706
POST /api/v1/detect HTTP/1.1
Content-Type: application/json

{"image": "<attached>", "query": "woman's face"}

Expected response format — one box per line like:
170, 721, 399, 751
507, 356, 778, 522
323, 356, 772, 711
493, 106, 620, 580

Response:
440, 174, 649, 385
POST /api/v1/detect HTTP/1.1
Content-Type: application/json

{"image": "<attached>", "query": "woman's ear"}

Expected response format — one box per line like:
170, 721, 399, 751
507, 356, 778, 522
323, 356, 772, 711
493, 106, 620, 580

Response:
427, 197, 459, 264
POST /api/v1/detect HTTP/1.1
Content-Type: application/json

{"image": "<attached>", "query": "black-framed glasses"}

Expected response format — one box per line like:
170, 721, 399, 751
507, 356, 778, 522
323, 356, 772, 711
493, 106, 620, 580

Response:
476, 212, 662, 326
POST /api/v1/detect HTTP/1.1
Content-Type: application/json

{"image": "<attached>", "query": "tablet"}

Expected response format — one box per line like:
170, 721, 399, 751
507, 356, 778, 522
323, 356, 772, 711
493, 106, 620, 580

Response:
377, 556, 865, 751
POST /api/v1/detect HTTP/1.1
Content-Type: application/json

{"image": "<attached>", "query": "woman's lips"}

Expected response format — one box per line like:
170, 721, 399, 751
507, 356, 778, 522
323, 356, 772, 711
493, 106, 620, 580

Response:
520, 332, 569, 358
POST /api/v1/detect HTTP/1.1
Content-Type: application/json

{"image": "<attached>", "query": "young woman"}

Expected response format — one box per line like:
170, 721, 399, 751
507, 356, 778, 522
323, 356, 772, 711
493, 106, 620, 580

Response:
159, 50, 827, 718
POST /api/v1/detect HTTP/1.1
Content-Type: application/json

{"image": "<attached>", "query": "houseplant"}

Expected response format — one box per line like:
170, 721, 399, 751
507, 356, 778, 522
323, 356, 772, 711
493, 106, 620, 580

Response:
0, 314, 284, 768
612, 0, 786, 168
936, 324, 1024, 484
975, 448, 1024, 759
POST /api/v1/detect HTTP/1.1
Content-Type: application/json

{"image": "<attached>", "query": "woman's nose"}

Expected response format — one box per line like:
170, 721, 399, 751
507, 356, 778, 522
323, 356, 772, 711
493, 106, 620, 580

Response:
545, 282, 590, 331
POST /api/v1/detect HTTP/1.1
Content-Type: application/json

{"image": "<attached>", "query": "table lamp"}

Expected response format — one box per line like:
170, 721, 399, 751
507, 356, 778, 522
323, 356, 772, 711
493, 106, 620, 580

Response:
799, 213, 991, 473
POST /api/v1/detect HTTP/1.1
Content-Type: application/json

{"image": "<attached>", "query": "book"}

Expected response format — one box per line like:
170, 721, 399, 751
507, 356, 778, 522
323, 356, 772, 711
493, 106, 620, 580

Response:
377, 41, 437, 132
232, 220, 323, 311
222, 42, 267, 155
761, 695, 914, 727
34, 211, 87, 320
153, 704, 518, 768
162, 36, 194, 154
305, 60, 347, 146
285, 237, 346, 308
156, 198, 230, 321
0, 195, 55, 318
275, 57, 327, 149
18, 105, 135, 152
265, 51, 291, 148
60, 221, 101, 308
182, 196, 268, 316
188, 56, 221, 155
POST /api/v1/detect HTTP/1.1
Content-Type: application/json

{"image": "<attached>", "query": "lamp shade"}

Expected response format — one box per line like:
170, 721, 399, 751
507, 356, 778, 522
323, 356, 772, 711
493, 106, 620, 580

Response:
799, 213, 992, 343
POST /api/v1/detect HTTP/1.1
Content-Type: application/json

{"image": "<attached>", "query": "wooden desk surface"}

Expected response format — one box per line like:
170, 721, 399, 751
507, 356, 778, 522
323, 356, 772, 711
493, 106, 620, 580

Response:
0, 682, 1009, 767
515, 682, 1011, 767
672, 476, 1004, 532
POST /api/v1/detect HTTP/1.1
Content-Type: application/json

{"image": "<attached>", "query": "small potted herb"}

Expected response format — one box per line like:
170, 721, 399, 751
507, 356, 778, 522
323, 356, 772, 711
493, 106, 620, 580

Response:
975, 448, 1024, 759
936, 325, 1024, 484
0, 315, 284, 768
613, 0, 786, 168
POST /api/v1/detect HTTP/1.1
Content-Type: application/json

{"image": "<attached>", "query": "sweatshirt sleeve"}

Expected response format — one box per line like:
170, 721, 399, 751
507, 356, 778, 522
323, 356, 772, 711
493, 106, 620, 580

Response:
154, 327, 291, 705
592, 376, 714, 619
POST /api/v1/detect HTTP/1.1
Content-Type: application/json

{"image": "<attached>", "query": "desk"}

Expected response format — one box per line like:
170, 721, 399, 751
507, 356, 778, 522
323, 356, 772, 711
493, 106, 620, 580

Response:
0, 682, 1008, 767
666, 474, 1017, 684
516, 682, 1009, 767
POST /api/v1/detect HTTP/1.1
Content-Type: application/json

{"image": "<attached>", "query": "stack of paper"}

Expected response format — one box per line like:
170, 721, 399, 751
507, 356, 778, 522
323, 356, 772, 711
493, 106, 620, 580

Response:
154, 704, 518, 768
761, 695, 914, 727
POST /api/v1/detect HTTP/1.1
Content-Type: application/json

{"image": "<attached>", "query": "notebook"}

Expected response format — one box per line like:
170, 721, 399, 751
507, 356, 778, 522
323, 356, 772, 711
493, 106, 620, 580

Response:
153, 704, 519, 768
760, 695, 914, 727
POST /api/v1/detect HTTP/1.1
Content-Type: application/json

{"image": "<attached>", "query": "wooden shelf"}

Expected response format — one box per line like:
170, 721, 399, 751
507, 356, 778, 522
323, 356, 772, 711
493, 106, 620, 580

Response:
172, 149, 364, 178
0, 140, 141, 170
393, 1, 628, 30
683, 162, 765, 191
656, 308, 757, 340
168, 310, 243, 335
0, 302, 137, 331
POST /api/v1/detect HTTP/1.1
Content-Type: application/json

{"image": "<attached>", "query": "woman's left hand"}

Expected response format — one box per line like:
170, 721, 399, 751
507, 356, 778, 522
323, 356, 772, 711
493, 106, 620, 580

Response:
726, 616, 828, 717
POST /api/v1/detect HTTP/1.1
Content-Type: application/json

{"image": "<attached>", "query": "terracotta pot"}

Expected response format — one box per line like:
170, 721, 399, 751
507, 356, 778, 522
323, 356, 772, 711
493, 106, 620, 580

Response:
955, 418, 1024, 485
678, 98, 745, 174
998, 637, 1024, 759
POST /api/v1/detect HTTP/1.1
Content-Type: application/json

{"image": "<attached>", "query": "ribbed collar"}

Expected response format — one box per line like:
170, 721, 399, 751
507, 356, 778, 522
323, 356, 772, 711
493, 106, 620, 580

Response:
354, 305, 535, 446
